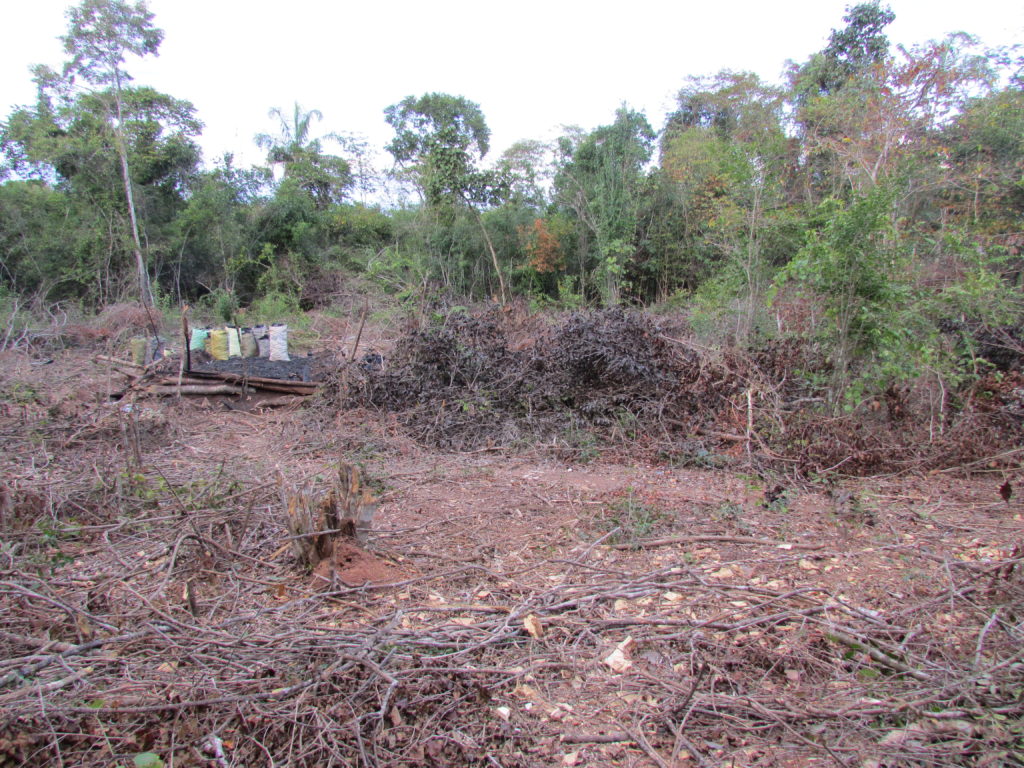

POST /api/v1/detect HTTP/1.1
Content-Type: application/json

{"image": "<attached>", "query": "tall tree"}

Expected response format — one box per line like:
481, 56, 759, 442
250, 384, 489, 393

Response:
1, 79, 200, 305
553, 107, 655, 303
799, 1, 896, 98
254, 103, 353, 209
659, 72, 794, 338
384, 93, 510, 301
58, 0, 165, 308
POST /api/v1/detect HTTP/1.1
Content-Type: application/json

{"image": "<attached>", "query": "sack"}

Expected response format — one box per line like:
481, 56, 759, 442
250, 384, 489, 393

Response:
189, 328, 209, 352
269, 323, 289, 362
226, 326, 242, 358
240, 329, 259, 358
207, 329, 229, 361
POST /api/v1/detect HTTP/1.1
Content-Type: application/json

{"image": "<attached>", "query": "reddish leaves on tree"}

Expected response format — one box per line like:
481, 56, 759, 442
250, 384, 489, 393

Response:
521, 218, 564, 274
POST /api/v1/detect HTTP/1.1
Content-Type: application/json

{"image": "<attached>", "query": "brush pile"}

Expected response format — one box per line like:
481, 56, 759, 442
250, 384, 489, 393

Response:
340, 308, 744, 453
338, 307, 1024, 474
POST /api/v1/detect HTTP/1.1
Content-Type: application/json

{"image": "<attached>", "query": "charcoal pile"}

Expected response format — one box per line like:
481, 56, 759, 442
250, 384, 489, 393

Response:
191, 355, 319, 383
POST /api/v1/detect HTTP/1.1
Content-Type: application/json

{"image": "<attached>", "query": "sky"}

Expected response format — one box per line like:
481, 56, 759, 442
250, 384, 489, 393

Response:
2, 0, 1022, 183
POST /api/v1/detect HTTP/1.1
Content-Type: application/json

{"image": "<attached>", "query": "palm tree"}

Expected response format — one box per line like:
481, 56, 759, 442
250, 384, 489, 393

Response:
255, 103, 352, 208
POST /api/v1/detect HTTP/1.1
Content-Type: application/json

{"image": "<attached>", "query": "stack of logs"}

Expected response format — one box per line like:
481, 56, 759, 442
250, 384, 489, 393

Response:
99, 355, 318, 398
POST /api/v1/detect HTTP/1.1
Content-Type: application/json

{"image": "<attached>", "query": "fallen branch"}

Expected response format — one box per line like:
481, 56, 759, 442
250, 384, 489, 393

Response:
824, 627, 933, 682
562, 731, 634, 744
185, 369, 317, 394
610, 534, 824, 551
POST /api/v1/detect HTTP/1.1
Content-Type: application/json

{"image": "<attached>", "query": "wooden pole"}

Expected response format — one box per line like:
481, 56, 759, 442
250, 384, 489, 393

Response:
349, 298, 369, 362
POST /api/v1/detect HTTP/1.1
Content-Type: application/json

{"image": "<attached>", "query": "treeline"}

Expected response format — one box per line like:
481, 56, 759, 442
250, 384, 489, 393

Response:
1, 1, 1022, 401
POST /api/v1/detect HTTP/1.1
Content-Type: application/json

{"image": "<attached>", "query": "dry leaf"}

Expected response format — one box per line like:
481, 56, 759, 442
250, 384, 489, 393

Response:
494, 706, 511, 721
562, 752, 580, 766
513, 684, 538, 700
603, 636, 636, 673
523, 614, 544, 639
798, 559, 818, 571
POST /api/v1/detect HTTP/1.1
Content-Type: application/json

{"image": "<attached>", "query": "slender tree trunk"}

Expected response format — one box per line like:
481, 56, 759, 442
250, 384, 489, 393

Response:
473, 208, 507, 304
112, 73, 152, 309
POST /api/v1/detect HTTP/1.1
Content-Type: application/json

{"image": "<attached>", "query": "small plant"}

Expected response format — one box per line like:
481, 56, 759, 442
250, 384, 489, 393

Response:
678, 446, 725, 469
117, 470, 169, 506
603, 490, 667, 547
762, 484, 791, 513
2, 381, 41, 405
562, 422, 599, 463
712, 502, 743, 522
712, 501, 753, 533
612, 409, 639, 441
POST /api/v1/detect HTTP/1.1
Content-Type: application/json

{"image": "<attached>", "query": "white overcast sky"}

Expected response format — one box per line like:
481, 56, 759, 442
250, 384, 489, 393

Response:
2, 0, 1022, 175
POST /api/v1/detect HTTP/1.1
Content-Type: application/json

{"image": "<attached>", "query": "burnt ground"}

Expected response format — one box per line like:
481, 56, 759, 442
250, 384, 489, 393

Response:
0, 337, 1022, 767
189, 353, 324, 382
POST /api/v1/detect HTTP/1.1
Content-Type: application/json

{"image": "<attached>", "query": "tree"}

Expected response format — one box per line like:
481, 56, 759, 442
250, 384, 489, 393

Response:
254, 103, 353, 209
172, 154, 269, 302
58, 0, 165, 308
384, 93, 510, 301
803, 35, 994, 197
659, 72, 795, 338
798, 1, 896, 99
553, 107, 655, 303
944, 82, 1024, 233
780, 188, 911, 407
496, 139, 551, 208
1, 79, 201, 306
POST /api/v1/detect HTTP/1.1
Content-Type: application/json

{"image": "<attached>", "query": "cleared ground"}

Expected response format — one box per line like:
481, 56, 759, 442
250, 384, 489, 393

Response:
1, 338, 1022, 767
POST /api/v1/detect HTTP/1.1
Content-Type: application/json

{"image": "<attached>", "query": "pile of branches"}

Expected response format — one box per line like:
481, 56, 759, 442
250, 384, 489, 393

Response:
769, 371, 1024, 475
336, 307, 1024, 473
340, 308, 744, 453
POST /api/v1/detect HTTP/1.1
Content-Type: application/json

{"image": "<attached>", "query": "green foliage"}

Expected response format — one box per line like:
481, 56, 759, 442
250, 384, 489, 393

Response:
603, 490, 667, 547
553, 106, 655, 303
655, 72, 794, 335
383, 93, 512, 300
255, 103, 353, 208
133, 752, 165, 768
779, 188, 924, 406
0, 0, 200, 307
213, 288, 238, 323
248, 290, 302, 323
384, 93, 504, 213
62, 0, 163, 86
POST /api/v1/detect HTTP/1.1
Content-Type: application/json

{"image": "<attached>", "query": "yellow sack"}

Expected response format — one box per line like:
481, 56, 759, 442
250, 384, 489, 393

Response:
207, 329, 229, 361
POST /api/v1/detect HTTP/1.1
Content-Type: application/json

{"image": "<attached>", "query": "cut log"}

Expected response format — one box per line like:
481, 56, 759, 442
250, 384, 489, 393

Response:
149, 385, 245, 396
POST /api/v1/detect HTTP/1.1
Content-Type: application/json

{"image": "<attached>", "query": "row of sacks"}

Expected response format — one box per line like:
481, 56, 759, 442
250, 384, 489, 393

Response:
189, 324, 290, 361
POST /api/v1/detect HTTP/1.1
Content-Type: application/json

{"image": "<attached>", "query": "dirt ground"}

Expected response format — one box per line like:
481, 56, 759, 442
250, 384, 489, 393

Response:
1, 340, 1022, 767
